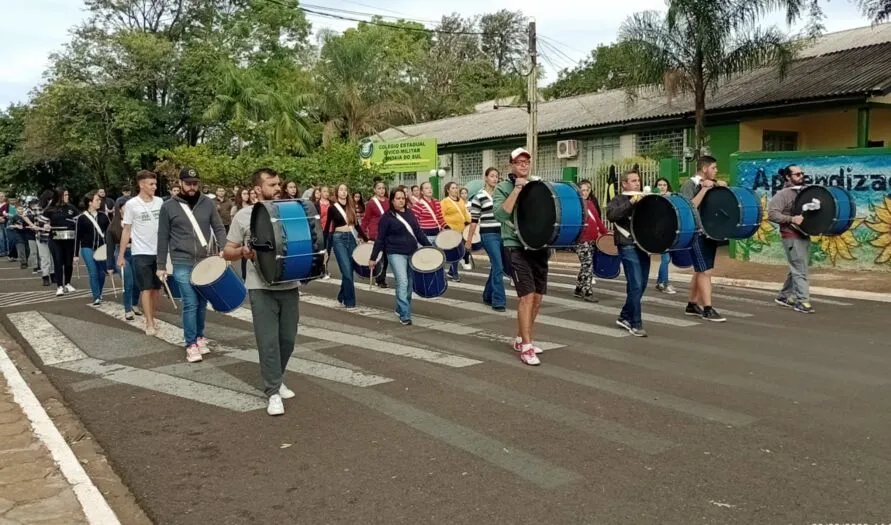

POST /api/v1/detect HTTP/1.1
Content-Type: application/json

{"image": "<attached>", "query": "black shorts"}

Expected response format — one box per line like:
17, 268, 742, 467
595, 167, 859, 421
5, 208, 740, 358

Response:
132, 254, 162, 290
691, 233, 718, 273
508, 248, 549, 297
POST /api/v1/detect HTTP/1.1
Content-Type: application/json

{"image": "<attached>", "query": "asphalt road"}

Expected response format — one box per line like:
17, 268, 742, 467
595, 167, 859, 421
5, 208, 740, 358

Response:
1, 256, 889, 525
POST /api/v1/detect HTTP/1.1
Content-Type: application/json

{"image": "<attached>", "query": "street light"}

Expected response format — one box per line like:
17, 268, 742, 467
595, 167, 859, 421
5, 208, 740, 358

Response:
429, 169, 446, 177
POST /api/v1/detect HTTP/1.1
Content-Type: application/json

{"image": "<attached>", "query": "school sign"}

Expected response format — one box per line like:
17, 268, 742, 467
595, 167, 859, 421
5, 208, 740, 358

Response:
730, 148, 891, 272
360, 138, 437, 173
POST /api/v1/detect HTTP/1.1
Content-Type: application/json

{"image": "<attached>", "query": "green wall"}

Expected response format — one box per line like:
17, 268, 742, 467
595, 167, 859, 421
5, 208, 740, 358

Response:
707, 123, 741, 179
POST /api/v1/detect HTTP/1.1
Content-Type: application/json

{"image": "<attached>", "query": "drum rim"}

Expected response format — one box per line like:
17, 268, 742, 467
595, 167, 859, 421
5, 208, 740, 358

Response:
514, 180, 584, 250
594, 232, 619, 256
190, 256, 230, 287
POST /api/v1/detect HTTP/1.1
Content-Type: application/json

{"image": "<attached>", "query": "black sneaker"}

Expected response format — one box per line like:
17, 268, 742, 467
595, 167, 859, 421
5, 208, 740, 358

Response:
400, 319, 413, 326
793, 301, 815, 314
573, 287, 583, 298
685, 303, 704, 316
701, 307, 726, 322
492, 305, 506, 312
583, 294, 598, 303
774, 297, 794, 308
376, 281, 388, 289
41, 276, 50, 286
630, 327, 648, 337
616, 318, 633, 332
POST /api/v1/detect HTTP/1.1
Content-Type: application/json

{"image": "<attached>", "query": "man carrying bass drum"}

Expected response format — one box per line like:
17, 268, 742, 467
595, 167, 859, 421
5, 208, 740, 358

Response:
767, 165, 814, 314
606, 169, 650, 337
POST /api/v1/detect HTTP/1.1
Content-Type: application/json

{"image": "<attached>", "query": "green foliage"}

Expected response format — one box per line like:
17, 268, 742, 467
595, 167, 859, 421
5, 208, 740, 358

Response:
545, 43, 637, 99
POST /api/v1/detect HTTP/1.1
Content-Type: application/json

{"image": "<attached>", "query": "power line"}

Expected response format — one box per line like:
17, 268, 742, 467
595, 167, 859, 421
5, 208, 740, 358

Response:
301, 3, 439, 25
306, 0, 441, 24
539, 38, 582, 67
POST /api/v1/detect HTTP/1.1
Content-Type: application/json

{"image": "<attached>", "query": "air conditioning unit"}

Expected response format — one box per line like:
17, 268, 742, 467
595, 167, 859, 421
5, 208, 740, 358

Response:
557, 140, 578, 159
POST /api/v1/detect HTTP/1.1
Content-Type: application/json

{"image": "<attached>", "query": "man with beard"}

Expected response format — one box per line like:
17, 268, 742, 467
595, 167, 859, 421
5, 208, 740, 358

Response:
156, 168, 227, 363
223, 168, 300, 416
97, 188, 115, 216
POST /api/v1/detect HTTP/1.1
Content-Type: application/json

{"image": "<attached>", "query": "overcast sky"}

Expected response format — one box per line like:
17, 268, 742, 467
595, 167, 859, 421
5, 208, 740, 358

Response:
0, 0, 870, 107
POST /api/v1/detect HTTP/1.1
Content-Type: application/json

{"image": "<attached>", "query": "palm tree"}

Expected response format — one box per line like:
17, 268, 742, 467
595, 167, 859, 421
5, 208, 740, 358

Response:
314, 34, 413, 144
618, 0, 814, 156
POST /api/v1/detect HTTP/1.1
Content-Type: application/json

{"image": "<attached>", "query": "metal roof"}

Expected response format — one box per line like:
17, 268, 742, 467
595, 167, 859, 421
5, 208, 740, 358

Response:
378, 24, 891, 147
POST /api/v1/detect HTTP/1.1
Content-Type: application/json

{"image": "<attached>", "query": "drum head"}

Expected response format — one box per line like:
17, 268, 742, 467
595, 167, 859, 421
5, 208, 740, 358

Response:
251, 202, 282, 284
410, 247, 445, 272
699, 186, 741, 240
515, 181, 557, 250
435, 229, 463, 250
794, 186, 837, 236
352, 243, 381, 264
191, 256, 227, 286
631, 195, 679, 253
93, 245, 108, 261
595, 233, 618, 256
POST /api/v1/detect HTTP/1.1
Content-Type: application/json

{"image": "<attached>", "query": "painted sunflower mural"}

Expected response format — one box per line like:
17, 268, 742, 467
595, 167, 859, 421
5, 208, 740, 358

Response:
753, 193, 775, 246
866, 195, 891, 265
810, 219, 863, 266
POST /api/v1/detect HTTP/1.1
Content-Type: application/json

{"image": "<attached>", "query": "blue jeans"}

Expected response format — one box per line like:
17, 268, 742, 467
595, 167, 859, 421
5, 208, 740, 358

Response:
0, 226, 7, 256
619, 245, 651, 329
115, 248, 141, 313
657, 252, 670, 285
388, 253, 412, 321
481, 233, 506, 307
172, 263, 207, 347
330, 232, 357, 307
79, 247, 107, 300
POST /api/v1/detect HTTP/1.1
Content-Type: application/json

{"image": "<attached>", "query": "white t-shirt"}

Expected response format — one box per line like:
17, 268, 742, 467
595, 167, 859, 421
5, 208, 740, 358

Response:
122, 196, 163, 255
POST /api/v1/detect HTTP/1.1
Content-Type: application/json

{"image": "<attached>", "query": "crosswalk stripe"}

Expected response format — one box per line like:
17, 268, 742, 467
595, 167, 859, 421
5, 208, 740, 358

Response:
222, 307, 483, 369
8, 311, 89, 364
299, 293, 565, 351
94, 303, 393, 388
311, 278, 630, 338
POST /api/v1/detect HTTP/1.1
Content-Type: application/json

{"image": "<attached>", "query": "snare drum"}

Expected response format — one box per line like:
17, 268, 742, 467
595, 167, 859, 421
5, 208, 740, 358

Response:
462, 224, 482, 251
699, 186, 762, 241
190, 256, 247, 313
631, 194, 698, 254
593, 233, 621, 279
514, 180, 585, 249
92, 244, 108, 262
410, 247, 447, 298
352, 243, 383, 279
52, 229, 76, 240
251, 199, 325, 285
435, 229, 465, 263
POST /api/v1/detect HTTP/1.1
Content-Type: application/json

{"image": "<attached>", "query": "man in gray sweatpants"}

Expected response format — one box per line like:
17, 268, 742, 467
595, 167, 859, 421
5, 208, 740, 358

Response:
223, 168, 299, 417
767, 164, 814, 314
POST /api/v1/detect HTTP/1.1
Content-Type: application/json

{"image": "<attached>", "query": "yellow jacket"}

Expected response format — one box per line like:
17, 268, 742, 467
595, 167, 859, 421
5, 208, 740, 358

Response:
441, 197, 471, 232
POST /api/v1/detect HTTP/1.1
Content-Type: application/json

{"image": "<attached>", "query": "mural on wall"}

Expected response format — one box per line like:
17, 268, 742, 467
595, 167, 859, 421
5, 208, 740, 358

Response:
735, 153, 891, 271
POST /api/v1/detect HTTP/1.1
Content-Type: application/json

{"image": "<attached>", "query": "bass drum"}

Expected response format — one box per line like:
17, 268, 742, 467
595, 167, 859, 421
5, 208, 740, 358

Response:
793, 185, 856, 236
631, 194, 698, 253
251, 199, 325, 285
514, 180, 585, 249
699, 186, 762, 240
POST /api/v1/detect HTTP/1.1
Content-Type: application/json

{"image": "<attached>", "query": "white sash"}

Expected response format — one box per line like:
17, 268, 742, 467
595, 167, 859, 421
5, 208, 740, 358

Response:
372, 197, 385, 215
393, 212, 421, 248
586, 209, 597, 222
178, 202, 208, 248
82, 212, 104, 239
614, 224, 631, 238
333, 202, 359, 240
419, 199, 440, 230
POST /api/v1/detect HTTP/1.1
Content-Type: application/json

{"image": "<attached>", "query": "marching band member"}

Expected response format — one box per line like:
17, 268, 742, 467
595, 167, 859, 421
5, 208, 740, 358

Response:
411, 181, 447, 244
157, 168, 227, 363
223, 168, 299, 416
679, 155, 727, 322
75, 192, 110, 306
653, 177, 677, 294
575, 179, 607, 303
607, 169, 650, 337
361, 181, 390, 288
468, 167, 506, 312
369, 187, 432, 326
326, 183, 367, 309
441, 181, 471, 282
493, 148, 547, 366
106, 199, 142, 320
768, 164, 814, 314
44, 189, 79, 297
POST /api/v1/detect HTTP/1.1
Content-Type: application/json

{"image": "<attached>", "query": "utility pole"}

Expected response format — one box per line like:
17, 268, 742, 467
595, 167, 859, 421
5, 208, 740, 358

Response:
526, 20, 538, 175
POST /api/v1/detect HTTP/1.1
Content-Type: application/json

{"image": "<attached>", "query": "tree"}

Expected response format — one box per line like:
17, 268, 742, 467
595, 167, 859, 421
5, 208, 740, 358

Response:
479, 10, 528, 78
858, 0, 891, 23
545, 42, 637, 99
618, 0, 813, 155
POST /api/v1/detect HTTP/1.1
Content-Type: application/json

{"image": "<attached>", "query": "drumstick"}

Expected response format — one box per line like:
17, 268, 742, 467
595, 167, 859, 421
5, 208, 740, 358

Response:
162, 277, 179, 311
109, 272, 118, 298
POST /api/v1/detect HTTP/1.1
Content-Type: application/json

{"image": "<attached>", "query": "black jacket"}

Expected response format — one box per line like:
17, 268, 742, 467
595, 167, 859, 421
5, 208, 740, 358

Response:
606, 195, 634, 246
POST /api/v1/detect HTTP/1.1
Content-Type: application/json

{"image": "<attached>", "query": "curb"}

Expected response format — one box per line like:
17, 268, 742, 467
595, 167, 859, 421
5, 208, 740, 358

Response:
472, 254, 891, 303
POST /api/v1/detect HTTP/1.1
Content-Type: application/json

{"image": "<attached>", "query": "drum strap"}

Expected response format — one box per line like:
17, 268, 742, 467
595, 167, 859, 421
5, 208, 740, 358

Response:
82, 212, 104, 240
333, 202, 359, 241
394, 213, 421, 248
178, 202, 209, 249
419, 199, 441, 230
372, 197, 384, 215
614, 224, 631, 238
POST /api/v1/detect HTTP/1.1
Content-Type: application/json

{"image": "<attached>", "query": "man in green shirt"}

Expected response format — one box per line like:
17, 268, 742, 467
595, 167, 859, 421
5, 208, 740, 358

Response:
492, 148, 547, 366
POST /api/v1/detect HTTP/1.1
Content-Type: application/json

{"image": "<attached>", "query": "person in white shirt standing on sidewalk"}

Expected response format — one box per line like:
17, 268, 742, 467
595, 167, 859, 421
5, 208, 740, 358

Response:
118, 170, 164, 336
156, 168, 228, 363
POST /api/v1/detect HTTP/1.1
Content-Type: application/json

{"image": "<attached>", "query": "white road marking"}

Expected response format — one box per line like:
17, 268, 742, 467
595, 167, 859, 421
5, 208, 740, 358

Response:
299, 293, 565, 350
8, 311, 89, 364
95, 303, 391, 388
0, 345, 122, 525
223, 307, 482, 368
311, 278, 630, 338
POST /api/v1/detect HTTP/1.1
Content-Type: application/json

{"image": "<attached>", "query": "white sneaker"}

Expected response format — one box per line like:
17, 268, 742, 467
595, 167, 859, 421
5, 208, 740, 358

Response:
518, 344, 541, 366
267, 394, 285, 416
279, 384, 296, 399
65, 284, 76, 293
55, 286, 64, 297
196, 337, 210, 355
513, 337, 543, 354
185, 344, 203, 363
461, 261, 472, 270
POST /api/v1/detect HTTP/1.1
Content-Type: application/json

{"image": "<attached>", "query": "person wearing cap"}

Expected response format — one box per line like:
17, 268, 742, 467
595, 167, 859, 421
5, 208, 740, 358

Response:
156, 167, 227, 363
492, 147, 548, 366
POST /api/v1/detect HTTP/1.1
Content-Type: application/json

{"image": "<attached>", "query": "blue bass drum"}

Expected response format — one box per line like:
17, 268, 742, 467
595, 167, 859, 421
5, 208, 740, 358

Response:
794, 185, 857, 236
514, 180, 585, 249
593, 233, 621, 279
410, 247, 447, 298
670, 247, 694, 269
251, 199, 325, 284
190, 256, 248, 313
631, 194, 698, 253
699, 186, 762, 240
